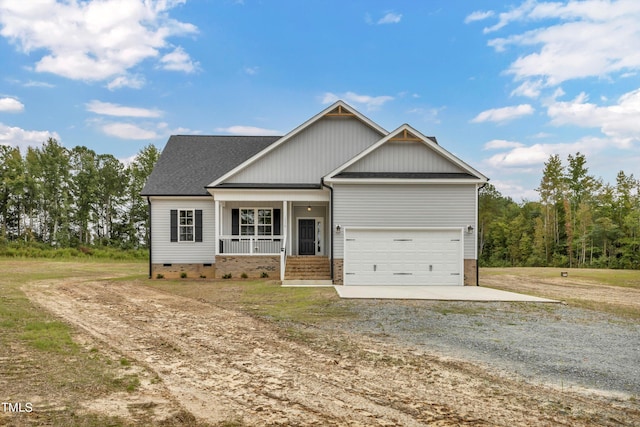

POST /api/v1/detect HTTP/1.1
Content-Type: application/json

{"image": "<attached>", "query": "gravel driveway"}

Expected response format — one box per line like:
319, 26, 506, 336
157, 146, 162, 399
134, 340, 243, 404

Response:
323, 300, 640, 397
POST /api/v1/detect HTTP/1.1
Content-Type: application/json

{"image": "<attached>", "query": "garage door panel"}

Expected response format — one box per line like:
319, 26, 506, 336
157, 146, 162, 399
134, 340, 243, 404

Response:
344, 229, 463, 286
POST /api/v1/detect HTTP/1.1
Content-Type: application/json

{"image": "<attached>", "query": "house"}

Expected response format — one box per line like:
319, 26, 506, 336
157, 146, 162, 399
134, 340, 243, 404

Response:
141, 101, 489, 285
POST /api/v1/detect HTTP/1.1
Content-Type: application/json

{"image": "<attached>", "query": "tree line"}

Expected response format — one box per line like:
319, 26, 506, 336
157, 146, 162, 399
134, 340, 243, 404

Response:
0, 138, 159, 250
480, 152, 640, 269
2, 141, 638, 270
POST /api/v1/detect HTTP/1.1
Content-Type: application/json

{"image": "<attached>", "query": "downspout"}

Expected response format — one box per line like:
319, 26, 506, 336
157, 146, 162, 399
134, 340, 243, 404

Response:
147, 197, 152, 279
321, 178, 334, 280
476, 183, 487, 286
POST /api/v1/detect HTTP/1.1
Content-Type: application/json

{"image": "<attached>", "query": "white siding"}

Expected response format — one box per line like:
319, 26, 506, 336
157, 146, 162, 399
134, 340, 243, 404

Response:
151, 197, 216, 264
344, 141, 466, 174
227, 117, 383, 184
333, 184, 477, 259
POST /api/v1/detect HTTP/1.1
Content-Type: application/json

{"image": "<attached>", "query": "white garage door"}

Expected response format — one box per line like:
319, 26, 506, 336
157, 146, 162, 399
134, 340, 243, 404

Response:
343, 228, 463, 286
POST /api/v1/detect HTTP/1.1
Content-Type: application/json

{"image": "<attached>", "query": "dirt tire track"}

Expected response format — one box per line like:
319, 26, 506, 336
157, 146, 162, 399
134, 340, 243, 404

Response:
24, 278, 638, 426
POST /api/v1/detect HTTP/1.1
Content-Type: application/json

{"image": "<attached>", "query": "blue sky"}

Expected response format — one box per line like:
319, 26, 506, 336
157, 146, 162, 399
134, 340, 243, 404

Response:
1, 0, 639, 200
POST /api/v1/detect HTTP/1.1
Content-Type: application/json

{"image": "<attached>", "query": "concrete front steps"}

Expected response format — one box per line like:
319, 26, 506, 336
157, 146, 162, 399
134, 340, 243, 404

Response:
283, 256, 332, 286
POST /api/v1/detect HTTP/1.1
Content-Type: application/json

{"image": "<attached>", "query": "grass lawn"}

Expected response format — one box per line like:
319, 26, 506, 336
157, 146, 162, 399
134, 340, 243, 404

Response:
480, 266, 640, 319
0, 258, 158, 427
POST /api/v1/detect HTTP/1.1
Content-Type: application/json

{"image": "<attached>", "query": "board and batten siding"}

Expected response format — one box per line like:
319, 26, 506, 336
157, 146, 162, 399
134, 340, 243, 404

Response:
227, 117, 383, 184
333, 184, 477, 259
151, 197, 216, 264
344, 141, 466, 174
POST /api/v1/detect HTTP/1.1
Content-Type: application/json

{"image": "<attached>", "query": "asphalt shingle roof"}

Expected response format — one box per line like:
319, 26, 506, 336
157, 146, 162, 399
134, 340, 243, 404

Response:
140, 135, 280, 196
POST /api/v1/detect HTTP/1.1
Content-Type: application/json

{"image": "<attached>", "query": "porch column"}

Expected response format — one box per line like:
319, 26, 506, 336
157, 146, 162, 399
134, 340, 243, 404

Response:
282, 199, 288, 244
287, 201, 293, 256
214, 200, 220, 255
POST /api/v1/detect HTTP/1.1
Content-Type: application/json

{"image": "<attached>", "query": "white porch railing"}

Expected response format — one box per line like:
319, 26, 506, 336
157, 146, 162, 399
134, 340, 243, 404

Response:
218, 235, 283, 255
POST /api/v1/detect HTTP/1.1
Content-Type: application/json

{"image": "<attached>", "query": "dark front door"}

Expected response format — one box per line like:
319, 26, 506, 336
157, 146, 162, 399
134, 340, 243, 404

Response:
298, 219, 315, 255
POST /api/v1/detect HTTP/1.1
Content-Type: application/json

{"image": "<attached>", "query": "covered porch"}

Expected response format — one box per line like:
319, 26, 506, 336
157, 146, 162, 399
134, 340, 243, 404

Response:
210, 188, 331, 280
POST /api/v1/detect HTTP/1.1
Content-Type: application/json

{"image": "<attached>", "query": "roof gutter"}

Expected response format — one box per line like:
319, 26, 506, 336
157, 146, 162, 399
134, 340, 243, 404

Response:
476, 182, 488, 286
147, 196, 152, 279
320, 178, 334, 281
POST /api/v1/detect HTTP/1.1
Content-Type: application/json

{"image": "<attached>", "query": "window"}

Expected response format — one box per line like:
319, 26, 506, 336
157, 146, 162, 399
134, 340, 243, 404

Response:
170, 209, 202, 243
179, 209, 194, 242
240, 208, 272, 236
258, 209, 272, 236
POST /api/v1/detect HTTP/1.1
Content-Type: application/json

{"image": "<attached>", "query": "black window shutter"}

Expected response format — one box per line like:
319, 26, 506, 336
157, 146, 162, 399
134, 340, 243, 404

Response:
195, 210, 203, 242
170, 210, 178, 242
232, 209, 239, 235
273, 209, 281, 236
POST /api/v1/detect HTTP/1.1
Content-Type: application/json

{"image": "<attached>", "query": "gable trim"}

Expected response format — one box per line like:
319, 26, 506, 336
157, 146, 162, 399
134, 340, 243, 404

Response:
208, 101, 388, 188
324, 124, 489, 183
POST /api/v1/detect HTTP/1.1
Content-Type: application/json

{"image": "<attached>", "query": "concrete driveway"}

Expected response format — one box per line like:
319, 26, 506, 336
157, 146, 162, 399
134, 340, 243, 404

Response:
334, 285, 559, 302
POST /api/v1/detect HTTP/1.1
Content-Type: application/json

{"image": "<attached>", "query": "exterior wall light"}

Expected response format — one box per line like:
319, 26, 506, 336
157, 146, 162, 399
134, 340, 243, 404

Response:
466, 225, 474, 234
336, 224, 342, 233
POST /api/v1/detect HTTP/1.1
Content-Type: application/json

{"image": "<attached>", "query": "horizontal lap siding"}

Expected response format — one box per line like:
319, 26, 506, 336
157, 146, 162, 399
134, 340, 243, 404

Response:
333, 184, 476, 259
151, 198, 216, 264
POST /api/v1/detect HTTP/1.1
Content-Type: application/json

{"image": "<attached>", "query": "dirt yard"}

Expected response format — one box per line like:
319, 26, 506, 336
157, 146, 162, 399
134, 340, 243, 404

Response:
18, 275, 639, 426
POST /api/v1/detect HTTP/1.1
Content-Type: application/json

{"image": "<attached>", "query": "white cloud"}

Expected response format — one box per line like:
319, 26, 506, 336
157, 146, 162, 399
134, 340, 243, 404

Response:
366, 11, 402, 25
491, 179, 539, 201
471, 104, 534, 123
547, 88, 640, 146
101, 122, 158, 140
464, 10, 495, 24
0, 0, 198, 82
0, 97, 24, 113
377, 12, 402, 25
160, 46, 199, 73
107, 74, 145, 90
511, 80, 543, 99
484, 136, 609, 170
407, 107, 443, 124
322, 91, 394, 110
23, 80, 54, 88
483, 139, 525, 150
86, 100, 163, 118
243, 66, 259, 75
482, 0, 536, 33
484, 0, 640, 86
0, 122, 60, 151
485, 144, 551, 168
214, 126, 281, 136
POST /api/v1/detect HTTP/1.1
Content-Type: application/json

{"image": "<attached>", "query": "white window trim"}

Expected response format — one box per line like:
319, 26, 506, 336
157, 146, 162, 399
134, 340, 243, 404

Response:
179, 209, 195, 242
240, 207, 274, 237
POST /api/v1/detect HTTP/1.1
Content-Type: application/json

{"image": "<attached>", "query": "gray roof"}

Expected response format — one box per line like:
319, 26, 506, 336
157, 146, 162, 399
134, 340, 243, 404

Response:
141, 135, 280, 196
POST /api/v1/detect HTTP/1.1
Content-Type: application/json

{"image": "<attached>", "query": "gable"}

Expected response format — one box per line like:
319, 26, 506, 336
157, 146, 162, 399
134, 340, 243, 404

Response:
342, 140, 466, 174
211, 101, 387, 187
225, 116, 383, 184
326, 124, 488, 183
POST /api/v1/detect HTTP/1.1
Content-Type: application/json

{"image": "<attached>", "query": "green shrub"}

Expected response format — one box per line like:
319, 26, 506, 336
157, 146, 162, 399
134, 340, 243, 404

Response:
156, 273, 164, 279
261, 272, 269, 278
180, 272, 187, 279
241, 272, 248, 279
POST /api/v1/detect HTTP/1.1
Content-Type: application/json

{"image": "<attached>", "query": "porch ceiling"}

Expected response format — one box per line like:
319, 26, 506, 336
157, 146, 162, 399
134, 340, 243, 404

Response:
208, 188, 330, 202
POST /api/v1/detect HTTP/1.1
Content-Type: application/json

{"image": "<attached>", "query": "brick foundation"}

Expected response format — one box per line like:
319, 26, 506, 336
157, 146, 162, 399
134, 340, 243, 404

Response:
464, 259, 477, 286
152, 263, 215, 279
332, 259, 344, 285
215, 255, 280, 279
